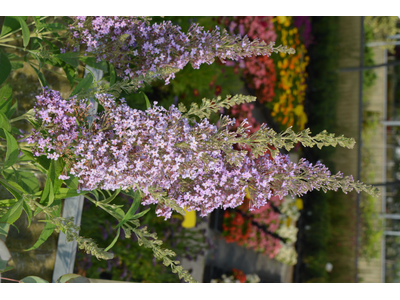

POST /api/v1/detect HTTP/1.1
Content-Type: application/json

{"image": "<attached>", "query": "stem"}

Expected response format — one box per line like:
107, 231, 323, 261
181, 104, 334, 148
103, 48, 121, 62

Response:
0, 277, 21, 283
0, 43, 27, 51
0, 31, 59, 43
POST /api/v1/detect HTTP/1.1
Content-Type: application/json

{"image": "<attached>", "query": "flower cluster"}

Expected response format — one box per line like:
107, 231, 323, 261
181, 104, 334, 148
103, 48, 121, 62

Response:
229, 16, 278, 104
271, 16, 309, 130
28, 89, 376, 219
222, 195, 300, 265
67, 16, 294, 89
211, 268, 260, 283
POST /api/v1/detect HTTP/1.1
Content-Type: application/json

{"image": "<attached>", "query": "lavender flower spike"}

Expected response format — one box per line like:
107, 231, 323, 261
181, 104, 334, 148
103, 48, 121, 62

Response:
28, 89, 379, 220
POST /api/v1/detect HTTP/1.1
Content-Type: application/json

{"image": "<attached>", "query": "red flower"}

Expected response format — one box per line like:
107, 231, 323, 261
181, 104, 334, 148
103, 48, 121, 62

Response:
215, 85, 222, 96
193, 89, 199, 97
232, 269, 246, 283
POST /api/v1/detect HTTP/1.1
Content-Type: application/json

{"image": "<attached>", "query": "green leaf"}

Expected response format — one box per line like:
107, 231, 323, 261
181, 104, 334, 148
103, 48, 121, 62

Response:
0, 177, 23, 200
0, 239, 12, 272
0, 199, 18, 208
0, 222, 10, 242
129, 208, 150, 220
10, 61, 24, 70
100, 188, 120, 204
0, 84, 12, 115
79, 57, 108, 72
20, 149, 35, 161
0, 198, 23, 224
43, 23, 67, 31
0, 16, 26, 37
54, 187, 88, 200
22, 199, 32, 228
0, 111, 11, 132
70, 73, 93, 97
101, 203, 125, 220
56, 273, 90, 283
20, 276, 49, 283
90, 189, 99, 201
0, 48, 12, 86
109, 63, 116, 86
41, 38, 60, 52
61, 62, 76, 88
33, 16, 44, 31
116, 189, 141, 228
3, 129, 19, 170
40, 174, 54, 206
30, 37, 43, 51
17, 17, 30, 49
37, 155, 51, 171
26, 197, 60, 250
6, 101, 18, 119
63, 175, 79, 190
29, 63, 48, 87
141, 91, 151, 109
104, 227, 120, 251
55, 52, 79, 68
3, 168, 39, 195
1, 265, 14, 273
25, 218, 55, 251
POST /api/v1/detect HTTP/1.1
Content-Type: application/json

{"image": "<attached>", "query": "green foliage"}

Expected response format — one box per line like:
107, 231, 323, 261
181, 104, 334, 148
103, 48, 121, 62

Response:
364, 16, 400, 53
76, 194, 208, 282
0, 49, 11, 86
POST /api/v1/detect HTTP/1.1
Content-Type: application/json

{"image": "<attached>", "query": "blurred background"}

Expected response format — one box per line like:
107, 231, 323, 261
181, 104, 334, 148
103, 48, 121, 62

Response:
2, 16, 400, 283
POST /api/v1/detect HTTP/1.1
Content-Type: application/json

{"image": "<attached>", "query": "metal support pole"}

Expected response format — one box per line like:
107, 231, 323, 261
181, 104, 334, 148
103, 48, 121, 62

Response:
355, 16, 364, 284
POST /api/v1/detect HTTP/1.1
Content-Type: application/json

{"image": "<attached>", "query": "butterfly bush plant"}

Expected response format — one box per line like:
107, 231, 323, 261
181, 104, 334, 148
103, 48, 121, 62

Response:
0, 16, 378, 283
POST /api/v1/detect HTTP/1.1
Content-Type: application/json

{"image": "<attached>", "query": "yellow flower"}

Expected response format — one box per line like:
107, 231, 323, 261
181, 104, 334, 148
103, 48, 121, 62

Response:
293, 104, 304, 117
273, 102, 280, 113
295, 198, 304, 210
276, 16, 287, 24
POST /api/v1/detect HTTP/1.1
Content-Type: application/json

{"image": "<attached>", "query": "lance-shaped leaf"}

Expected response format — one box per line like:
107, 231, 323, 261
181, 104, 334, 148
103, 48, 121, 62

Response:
109, 63, 116, 86
79, 57, 108, 72
55, 52, 79, 68
2, 129, 19, 170
26, 198, 61, 251
25, 218, 55, 251
22, 199, 32, 228
61, 62, 76, 88
17, 17, 30, 48
70, 73, 93, 97
0, 198, 23, 224
56, 273, 90, 283
29, 63, 48, 87
0, 16, 26, 37
6, 101, 18, 119
0, 177, 23, 200
0, 84, 12, 115
141, 91, 151, 109
40, 175, 54, 206
104, 227, 120, 252
100, 188, 120, 204
0, 111, 11, 132
0, 49, 12, 86
54, 187, 88, 200
116, 189, 141, 228
3, 168, 40, 195
0, 199, 18, 208
20, 276, 49, 283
